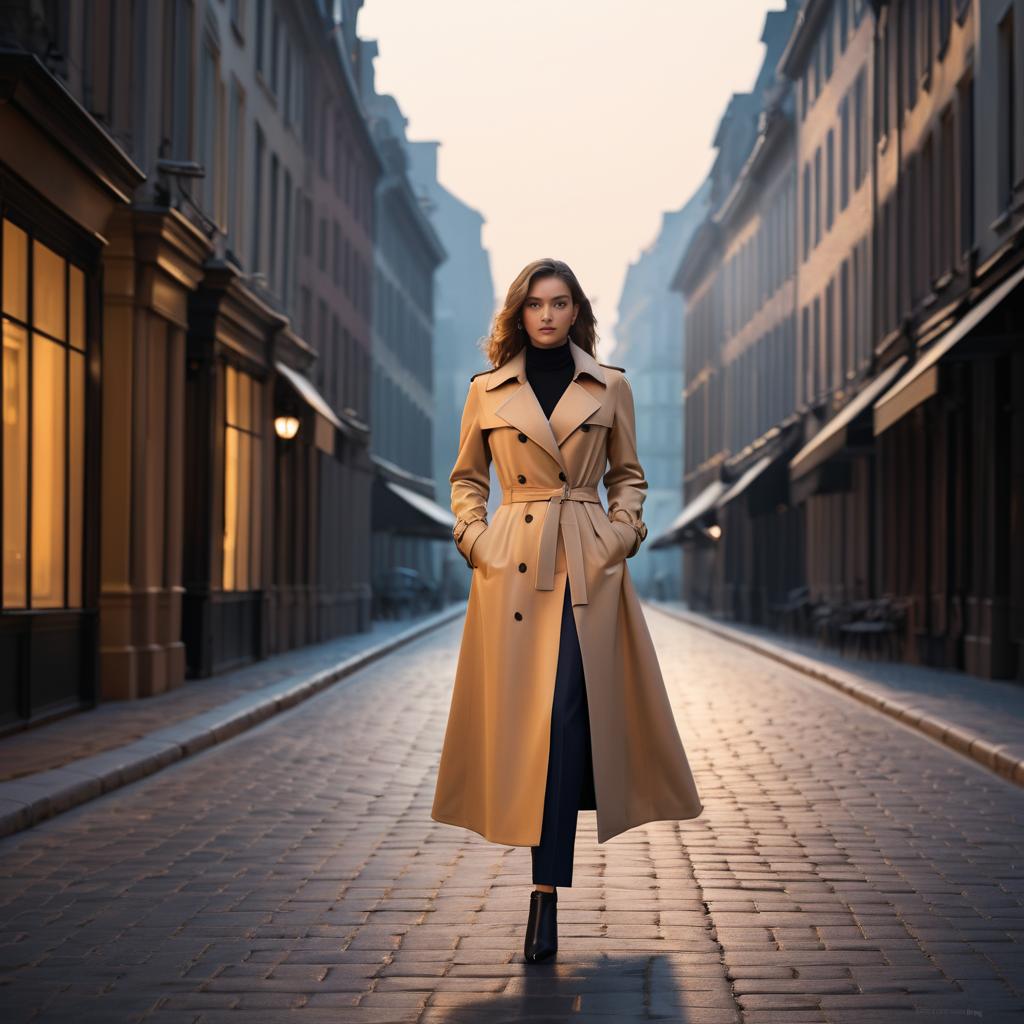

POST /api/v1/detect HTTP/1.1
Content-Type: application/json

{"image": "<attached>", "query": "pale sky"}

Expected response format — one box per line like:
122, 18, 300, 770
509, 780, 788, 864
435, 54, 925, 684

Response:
358, 0, 783, 360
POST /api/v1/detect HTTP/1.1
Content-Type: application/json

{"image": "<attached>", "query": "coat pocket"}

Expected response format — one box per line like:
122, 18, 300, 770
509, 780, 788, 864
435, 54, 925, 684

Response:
468, 522, 493, 570
609, 520, 635, 560
588, 505, 630, 565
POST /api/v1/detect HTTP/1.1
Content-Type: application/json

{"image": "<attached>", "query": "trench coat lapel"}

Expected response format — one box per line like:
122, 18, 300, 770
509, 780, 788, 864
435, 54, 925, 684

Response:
487, 340, 606, 475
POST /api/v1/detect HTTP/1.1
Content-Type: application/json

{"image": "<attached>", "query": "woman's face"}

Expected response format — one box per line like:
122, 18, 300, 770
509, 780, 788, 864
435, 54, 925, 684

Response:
521, 275, 579, 348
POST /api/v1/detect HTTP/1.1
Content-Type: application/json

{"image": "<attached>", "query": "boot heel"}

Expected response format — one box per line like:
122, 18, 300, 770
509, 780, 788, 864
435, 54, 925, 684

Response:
523, 889, 558, 962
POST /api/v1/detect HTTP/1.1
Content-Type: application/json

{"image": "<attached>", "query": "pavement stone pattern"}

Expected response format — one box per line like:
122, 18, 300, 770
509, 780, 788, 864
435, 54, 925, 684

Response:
0, 605, 1022, 1022
0, 610, 450, 783
653, 600, 1024, 787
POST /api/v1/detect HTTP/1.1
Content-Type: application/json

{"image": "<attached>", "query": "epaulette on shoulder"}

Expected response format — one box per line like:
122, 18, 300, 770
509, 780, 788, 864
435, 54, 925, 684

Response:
599, 362, 625, 372
469, 368, 492, 381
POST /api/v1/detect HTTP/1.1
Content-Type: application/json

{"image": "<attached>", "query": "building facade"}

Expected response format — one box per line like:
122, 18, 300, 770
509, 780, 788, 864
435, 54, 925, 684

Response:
870, 0, 1022, 677
0, 0, 383, 733
613, 180, 709, 602
663, 0, 1024, 682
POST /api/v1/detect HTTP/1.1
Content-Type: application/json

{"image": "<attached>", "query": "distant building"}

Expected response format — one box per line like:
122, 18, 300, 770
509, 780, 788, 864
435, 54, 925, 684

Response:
613, 180, 709, 601
406, 140, 496, 600
659, 1, 801, 620
357, 38, 450, 612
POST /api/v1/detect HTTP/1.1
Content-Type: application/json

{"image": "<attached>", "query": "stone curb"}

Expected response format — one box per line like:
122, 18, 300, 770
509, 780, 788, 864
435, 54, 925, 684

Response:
647, 601, 1024, 790
0, 603, 468, 840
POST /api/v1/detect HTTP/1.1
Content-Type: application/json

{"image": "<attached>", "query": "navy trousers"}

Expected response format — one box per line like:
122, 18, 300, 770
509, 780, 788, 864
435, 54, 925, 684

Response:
531, 580, 595, 887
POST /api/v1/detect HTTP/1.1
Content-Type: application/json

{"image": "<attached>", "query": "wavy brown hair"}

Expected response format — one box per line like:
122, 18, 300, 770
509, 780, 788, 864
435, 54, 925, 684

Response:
480, 258, 600, 368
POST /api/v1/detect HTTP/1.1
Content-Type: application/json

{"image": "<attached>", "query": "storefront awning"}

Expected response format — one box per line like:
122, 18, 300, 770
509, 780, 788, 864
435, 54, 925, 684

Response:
648, 478, 727, 549
789, 355, 908, 481
715, 453, 774, 510
372, 477, 454, 540
873, 262, 1024, 436
274, 361, 349, 454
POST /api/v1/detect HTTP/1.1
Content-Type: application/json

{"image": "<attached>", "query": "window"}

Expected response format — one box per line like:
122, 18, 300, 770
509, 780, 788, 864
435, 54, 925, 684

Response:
319, 102, 330, 179
826, 128, 835, 231
270, 8, 280, 95
938, 107, 955, 277
300, 286, 311, 340
814, 145, 822, 247
255, 0, 265, 72
921, 134, 934, 295
197, 36, 221, 221
801, 305, 810, 404
958, 72, 974, 256
167, 0, 194, 159
802, 162, 811, 262
998, 9, 1016, 212
2, 221, 87, 609
284, 32, 292, 123
813, 295, 822, 398
838, 0, 848, 53
316, 298, 328, 388
813, 36, 821, 99
824, 8, 834, 80
332, 221, 340, 285
840, 259, 850, 381
282, 170, 292, 307
920, 0, 933, 86
852, 243, 861, 371
877, 19, 890, 142
938, 0, 951, 57
303, 196, 312, 258
825, 280, 834, 392
227, 78, 245, 257
251, 125, 264, 273
905, 0, 917, 111
230, 0, 244, 37
840, 96, 850, 210
854, 69, 866, 188
222, 364, 263, 592
268, 152, 279, 287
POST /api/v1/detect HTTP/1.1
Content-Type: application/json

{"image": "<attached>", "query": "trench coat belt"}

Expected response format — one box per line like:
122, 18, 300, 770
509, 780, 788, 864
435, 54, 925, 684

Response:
501, 483, 602, 606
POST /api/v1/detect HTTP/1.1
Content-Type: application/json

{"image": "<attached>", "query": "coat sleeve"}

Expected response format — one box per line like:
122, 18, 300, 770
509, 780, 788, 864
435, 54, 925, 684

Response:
450, 378, 492, 569
603, 372, 649, 558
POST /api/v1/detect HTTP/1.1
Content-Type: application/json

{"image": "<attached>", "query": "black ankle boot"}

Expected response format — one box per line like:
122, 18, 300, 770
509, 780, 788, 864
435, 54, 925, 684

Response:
523, 888, 557, 962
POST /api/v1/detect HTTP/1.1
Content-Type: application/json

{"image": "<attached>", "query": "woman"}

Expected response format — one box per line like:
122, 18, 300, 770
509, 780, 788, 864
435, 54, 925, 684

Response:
431, 258, 703, 963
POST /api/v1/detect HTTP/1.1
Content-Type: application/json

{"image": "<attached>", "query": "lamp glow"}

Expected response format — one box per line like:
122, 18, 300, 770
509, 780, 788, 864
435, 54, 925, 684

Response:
274, 414, 300, 440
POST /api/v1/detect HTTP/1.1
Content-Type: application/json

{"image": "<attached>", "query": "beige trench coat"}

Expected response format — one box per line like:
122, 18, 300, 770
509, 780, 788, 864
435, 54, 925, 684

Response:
431, 340, 703, 846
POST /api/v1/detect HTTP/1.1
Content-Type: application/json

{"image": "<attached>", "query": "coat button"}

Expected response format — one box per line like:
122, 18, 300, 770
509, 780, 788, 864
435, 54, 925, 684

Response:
517, 432, 527, 442
525, 514, 533, 523
558, 471, 566, 481
517, 474, 526, 483
518, 562, 527, 572
514, 611, 523, 621
581, 424, 590, 432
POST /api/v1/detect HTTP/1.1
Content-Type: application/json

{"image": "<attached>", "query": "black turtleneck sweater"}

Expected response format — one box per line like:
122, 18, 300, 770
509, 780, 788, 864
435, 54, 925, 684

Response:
525, 339, 573, 419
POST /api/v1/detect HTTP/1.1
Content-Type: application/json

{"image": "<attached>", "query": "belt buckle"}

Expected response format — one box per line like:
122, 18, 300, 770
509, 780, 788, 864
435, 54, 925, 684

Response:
561, 481, 570, 500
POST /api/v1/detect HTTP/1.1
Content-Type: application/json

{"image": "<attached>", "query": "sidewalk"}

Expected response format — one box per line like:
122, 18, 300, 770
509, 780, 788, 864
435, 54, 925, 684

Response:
0, 602, 465, 839
648, 598, 1024, 789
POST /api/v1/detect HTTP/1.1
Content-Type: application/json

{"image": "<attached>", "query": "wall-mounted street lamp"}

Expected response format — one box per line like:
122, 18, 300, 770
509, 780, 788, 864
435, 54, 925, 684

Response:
274, 414, 300, 440
705, 524, 722, 541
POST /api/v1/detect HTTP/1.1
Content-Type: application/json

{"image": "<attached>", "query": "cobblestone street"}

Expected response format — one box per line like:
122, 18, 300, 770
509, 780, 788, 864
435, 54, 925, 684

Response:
2, 605, 1023, 1023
